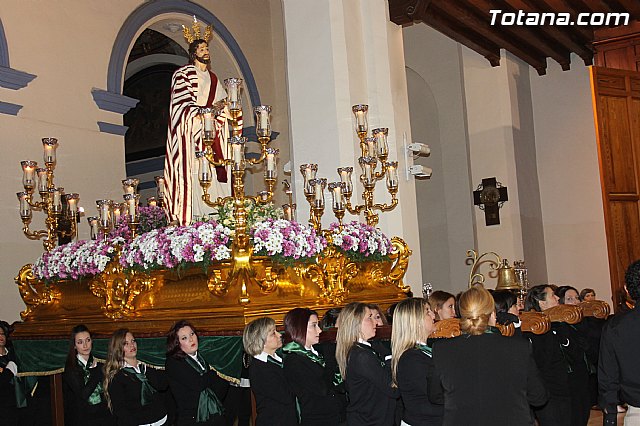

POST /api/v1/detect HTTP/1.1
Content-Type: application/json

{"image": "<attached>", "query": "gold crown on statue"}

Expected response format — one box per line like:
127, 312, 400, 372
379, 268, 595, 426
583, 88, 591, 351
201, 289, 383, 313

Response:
182, 15, 213, 44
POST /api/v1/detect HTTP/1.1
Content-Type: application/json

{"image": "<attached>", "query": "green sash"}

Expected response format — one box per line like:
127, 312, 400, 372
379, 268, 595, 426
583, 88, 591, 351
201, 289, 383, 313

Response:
415, 343, 433, 357
184, 353, 224, 422
266, 355, 283, 368
122, 364, 157, 406
282, 341, 343, 385
79, 355, 103, 405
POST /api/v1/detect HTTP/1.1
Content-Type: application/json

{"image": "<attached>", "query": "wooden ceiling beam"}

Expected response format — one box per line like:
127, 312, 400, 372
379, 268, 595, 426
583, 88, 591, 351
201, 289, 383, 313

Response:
503, 0, 594, 65
432, 1, 548, 74
422, 6, 502, 66
537, 0, 595, 43
388, 0, 433, 27
607, 0, 640, 18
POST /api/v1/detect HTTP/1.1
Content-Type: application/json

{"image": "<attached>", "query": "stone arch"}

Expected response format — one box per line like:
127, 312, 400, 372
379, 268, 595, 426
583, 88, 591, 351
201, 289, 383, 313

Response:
0, 18, 37, 115
94, 0, 261, 124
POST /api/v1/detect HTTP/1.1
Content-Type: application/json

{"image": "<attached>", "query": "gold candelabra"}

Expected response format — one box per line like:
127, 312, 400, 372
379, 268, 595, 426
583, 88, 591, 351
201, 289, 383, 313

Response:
300, 104, 399, 230
17, 138, 78, 251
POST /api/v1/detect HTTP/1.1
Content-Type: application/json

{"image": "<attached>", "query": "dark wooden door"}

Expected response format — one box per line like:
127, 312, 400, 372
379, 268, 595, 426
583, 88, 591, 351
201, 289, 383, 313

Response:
591, 66, 640, 310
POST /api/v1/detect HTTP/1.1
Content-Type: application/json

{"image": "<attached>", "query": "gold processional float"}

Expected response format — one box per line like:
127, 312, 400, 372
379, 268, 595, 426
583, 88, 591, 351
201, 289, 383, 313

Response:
13, 79, 411, 337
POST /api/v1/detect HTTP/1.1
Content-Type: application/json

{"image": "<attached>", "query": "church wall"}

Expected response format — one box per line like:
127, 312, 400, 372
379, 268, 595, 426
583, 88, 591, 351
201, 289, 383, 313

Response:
529, 58, 612, 303
0, 0, 287, 322
402, 25, 476, 294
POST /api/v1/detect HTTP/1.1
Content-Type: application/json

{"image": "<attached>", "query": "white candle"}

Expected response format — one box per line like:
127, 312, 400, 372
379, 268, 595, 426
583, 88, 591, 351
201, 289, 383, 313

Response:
314, 181, 323, 201
259, 110, 269, 130
17, 192, 31, 219
21, 161, 37, 190
37, 169, 48, 193
204, 112, 214, 132
155, 177, 165, 196
88, 217, 99, 240
365, 164, 373, 184
124, 185, 134, 195
283, 205, 292, 221
43, 144, 56, 163
232, 143, 243, 164
99, 202, 111, 227
266, 153, 275, 172
127, 197, 137, 221
332, 186, 343, 209
229, 85, 238, 103
52, 189, 61, 212
367, 139, 376, 157
355, 110, 365, 126
67, 197, 78, 215
198, 155, 211, 182
112, 205, 121, 221
386, 163, 398, 190
305, 166, 313, 180
147, 197, 157, 207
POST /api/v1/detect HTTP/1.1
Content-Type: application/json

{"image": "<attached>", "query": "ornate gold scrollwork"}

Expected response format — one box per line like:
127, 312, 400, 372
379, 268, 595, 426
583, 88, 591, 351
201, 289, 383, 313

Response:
314, 245, 358, 304
381, 237, 411, 292
14, 264, 61, 320
207, 268, 225, 296
89, 261, 155, 320
257, 265, 279, 294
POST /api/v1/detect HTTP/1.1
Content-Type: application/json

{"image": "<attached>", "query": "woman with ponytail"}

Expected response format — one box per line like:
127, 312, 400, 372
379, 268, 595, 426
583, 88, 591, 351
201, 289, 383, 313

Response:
62, 324, 115, 426
431, 285, 547, 426
282, 307, 346, 425
103, 328, 168, 426
391, 298, 443, 426
336, 302, 398, 426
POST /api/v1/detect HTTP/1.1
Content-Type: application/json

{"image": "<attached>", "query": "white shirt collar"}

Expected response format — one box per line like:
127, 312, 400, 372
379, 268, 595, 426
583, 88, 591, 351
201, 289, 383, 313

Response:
254, 351, 282, 363
358, 338, 371, 346
187, 352, 204, 369
123, 360, 142, 372
305, 345, 319, 356
76, 354, 89, 366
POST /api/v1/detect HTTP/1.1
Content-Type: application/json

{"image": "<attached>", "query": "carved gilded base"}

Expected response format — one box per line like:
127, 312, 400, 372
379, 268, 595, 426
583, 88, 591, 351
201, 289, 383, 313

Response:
13, 238, 411, 337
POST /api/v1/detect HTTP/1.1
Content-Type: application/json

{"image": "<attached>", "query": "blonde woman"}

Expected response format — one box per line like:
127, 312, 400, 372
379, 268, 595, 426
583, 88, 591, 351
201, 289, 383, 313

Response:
391, 298, 443, 426
103, 328, 168, 426
336, 302, 398, 426
242, 317, 297, 426
431, 285, 547, 426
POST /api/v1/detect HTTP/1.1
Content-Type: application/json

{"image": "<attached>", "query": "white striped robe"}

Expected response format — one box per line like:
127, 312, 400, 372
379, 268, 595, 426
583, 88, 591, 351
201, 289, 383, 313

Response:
163, 64, 240, 225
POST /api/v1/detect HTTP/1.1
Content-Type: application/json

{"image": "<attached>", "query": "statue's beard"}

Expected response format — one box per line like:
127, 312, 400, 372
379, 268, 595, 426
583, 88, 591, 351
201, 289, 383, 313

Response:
196, 55, 210, 65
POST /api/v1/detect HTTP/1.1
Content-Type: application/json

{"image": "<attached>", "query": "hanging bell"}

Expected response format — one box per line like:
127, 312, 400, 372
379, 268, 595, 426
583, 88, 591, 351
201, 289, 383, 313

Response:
496, 259, 520, 290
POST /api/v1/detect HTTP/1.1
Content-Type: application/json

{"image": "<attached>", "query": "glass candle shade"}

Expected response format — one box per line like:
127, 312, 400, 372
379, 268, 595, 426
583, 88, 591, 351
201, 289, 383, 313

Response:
265, 148, 279, 179
359, 157, 376, 186
16, 192, 31, 219
229, 136, 246, 170
224, 78, 243, 110
365, 137, 377, 158
21, 160, 38, 191
385, 161, 399, 190
283, 204, 292, 221
257, 191, 269, 202
352, 104, 369, 134
50, 188, 62, 213
147, 197, 157, 207
196, 151, 212, 183
300, 164, 318, 196
328, 182, 345, 211
154, 176, 165, 199
66, 193, 79, 218
310, 178, 326, 208
42, 138, 58, 164
123, 193, 139, 222
87, 216, 99, 240
200, 107, 216, 140
112, 203, 122, 222
36, 168, 48, 193
372, 128, 389, 157
337, 167, 353, 196
122, 178, 139, 195
96, 200, 112, 229
254, 105, 272, 138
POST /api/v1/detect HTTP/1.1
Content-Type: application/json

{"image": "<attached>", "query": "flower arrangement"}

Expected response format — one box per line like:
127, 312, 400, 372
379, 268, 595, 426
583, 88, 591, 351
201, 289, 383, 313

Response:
33, 237, 124, 282
119, 221, 233, 272
251, 219, 326, 266
109, 205, 168, 240
329, 221, 392, 262
206, 199, 282, 231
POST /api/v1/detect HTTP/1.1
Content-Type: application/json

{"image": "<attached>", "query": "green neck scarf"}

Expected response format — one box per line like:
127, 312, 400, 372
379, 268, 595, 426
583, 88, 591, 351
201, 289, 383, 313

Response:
266, 355, 283, 368
122, 363, 156, 406
78, 354, 102, 405
282, 342, 343, 385
184, 353, 224, 422
415, 343, 432, 357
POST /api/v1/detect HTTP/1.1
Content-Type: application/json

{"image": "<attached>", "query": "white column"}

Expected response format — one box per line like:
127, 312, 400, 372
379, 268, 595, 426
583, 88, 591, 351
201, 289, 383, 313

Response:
282, 0, 422, 290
